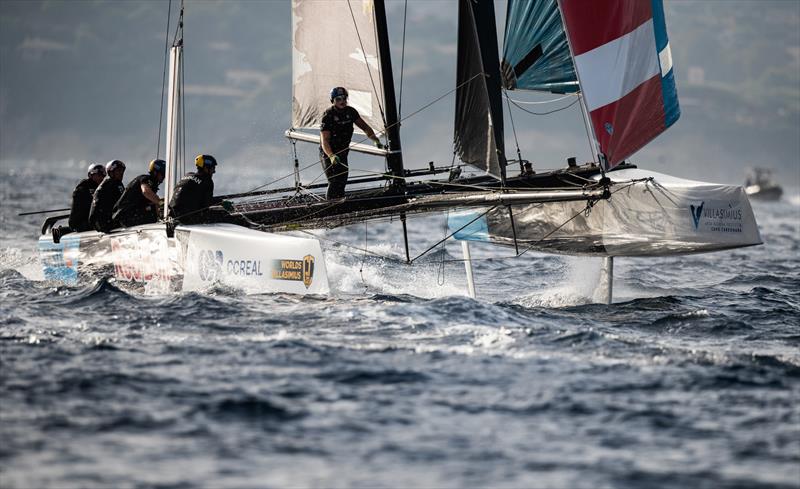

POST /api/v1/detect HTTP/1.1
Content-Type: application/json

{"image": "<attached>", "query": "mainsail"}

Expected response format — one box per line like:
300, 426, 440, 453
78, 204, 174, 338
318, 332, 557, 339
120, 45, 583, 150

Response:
454, 0, 507, 181
291, 0, 387, 136
559, 0, 680, 168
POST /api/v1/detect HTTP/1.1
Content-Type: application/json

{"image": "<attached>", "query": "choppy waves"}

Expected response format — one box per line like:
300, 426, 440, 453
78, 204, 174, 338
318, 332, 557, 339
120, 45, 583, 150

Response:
1, 171, 799, 488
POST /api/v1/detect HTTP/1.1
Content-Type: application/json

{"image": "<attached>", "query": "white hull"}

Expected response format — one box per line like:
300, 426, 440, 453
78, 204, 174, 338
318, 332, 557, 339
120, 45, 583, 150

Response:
448, 169, 763, 257
38, 223, 329, 295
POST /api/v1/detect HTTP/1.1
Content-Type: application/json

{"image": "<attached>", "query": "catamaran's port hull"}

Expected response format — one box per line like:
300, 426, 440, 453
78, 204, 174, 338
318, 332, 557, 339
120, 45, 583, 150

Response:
38, 223, 329, 294
449, 169, 763, 257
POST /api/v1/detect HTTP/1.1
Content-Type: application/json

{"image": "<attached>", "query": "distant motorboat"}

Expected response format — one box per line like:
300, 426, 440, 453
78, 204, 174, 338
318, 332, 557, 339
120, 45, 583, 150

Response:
745, 168, 783, 201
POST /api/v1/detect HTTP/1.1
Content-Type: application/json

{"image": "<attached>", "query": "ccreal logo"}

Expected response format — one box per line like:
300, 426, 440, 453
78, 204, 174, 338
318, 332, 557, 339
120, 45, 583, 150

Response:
199, 249, 223, 282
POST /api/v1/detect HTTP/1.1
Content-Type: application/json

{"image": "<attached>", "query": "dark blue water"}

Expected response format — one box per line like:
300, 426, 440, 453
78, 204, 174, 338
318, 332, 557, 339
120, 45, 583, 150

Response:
1, 166, 799, 488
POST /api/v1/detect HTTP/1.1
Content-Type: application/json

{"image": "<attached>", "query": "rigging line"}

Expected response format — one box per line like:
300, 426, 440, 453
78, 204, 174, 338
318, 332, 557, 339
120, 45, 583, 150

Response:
370, 5, 385, 129
503, 89, 524, 170
514, 199, 596, 258
180, 24, 187, 177
171, 2, 183, 46
506, 94, 580, 116
344, 161, 607, 193
155, 0, 172, 160
244, 72, 486, 198
346, 0, 386, 126
503, 93, 576, 105
398, 0, 408, 120
371, 71, 484, 138
577, 92, 598, 166
513, 178, 644, 259
409, 206, 497, 264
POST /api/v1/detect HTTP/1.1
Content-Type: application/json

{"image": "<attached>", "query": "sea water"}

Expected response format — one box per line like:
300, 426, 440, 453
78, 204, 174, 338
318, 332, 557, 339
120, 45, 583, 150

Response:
1, 166, 798, 488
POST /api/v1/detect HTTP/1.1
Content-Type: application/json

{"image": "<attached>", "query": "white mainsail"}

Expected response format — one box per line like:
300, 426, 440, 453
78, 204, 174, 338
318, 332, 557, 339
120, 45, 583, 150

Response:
291, 0, 387, 137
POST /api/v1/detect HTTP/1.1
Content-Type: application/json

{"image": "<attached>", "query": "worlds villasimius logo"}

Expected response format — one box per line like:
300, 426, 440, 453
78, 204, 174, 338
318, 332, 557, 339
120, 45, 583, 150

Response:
199, 249, 223, 281
271, 254, 315, 288
690, 201, 705, 230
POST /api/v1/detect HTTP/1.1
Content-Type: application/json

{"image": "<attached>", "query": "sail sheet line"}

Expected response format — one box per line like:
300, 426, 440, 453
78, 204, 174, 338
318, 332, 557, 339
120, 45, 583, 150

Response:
505, 94, 580, 116
503, 93, 576, 105
409, 207, 498, 264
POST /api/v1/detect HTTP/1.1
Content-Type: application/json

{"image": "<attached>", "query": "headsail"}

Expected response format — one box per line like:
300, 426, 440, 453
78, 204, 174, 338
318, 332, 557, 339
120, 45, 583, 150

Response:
501, 0, 578, 93
454, 0, 507, 181
559, 0, 680, 169
291, 0, 387, 136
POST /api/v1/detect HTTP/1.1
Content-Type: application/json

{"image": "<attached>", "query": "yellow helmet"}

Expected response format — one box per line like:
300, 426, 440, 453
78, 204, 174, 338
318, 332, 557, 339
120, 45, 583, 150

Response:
149, 159, 166, 174
195, 154, 217, 168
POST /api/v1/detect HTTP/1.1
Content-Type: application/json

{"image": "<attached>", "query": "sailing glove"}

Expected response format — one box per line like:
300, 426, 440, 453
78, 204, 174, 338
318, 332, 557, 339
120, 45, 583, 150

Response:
330, 155, 342, 166
221, 200, 234, 212
370, 136, 384, 150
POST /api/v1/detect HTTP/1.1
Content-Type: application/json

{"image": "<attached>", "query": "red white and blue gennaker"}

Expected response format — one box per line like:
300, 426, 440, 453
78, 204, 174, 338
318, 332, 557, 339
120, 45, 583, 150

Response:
560, 0, 680, 169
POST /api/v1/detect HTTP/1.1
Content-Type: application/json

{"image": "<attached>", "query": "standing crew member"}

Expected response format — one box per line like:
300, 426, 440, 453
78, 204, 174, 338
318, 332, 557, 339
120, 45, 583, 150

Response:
113, 159, 166, 228
319, 86, 383, 199
52, 163, 106, 243
168, 154, 232, 224
88, 159, 126, 233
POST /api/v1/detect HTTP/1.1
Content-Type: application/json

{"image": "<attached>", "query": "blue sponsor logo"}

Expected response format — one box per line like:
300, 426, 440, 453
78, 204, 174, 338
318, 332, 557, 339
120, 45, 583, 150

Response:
199, 249, 223, 282
604, 122, 614, 135
690, 201, 704, 230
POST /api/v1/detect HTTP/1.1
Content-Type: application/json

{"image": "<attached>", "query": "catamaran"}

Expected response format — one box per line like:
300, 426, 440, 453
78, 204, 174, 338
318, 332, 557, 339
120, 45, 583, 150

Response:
36, 0, 761, 302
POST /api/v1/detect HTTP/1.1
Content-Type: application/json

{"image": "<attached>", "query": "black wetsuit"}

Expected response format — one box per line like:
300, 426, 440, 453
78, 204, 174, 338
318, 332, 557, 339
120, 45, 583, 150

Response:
88, 176, 125, 233
52, 178, 99, 241
168, 171, 215, 224
68, 178, 99, 232
113, 173, 160, 228
320, 105, 360, 199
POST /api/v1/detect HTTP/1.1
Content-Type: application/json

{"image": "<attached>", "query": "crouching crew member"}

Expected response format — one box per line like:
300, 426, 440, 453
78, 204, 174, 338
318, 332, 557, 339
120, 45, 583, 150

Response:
168, 154, 232, 225
88, 159, 126, 233
113, 159, 166, 228
52, 163, 106, 243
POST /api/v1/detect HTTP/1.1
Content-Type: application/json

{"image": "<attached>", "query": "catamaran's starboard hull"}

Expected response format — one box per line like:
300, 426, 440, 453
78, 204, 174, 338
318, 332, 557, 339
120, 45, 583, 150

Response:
449, 169, 762, 257
38, 223, 329, 294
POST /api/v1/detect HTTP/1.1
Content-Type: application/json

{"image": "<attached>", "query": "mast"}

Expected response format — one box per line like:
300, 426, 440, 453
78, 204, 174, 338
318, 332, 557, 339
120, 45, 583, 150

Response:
163, 7, 184, 219
555, 0, 603, 171
373, 0, 404, 189
471, 0, 506, 184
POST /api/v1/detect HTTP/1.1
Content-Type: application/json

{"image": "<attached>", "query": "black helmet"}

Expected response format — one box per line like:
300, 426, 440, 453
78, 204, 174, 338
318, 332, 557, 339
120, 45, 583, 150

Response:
329, 86, 348, 102
149, 159, 166, 174
105, 160, 125, 173
195, 154, 217, 168
87, 163, 106, 177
